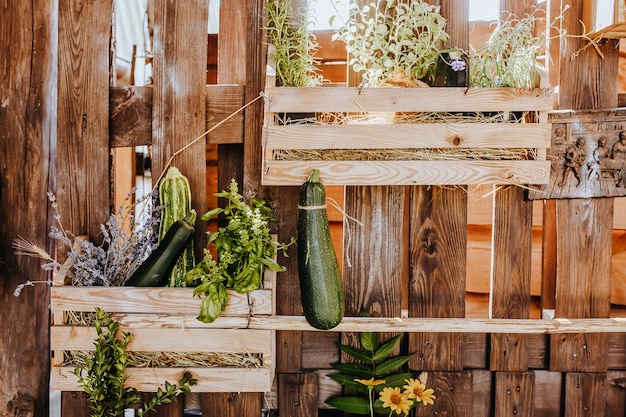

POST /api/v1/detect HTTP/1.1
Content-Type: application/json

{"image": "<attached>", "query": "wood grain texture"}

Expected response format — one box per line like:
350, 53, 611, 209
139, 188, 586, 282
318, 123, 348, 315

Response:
415, 371, 473, 417
264, 87, 554, 113
56, 0, 112, 242
550, 0, 618, 377
279, 372, 319, 417
151, 0, 208, 259
341, 185, 405, 360
265, 123, 551, 149
109, 86, 153, 147
200, 392, 263, 417
563, 373, 607, 417
490, 186, 532, 371
262, 160, 551, 186
0, 0, 55, 415
52, 367, 271, 392
206, 84, 245, 144
409, 186, 467, 371
241, 0, 266, 199
50, 286, 272, 315
342, 186, 404, 317
51, 326, 273, 353
56, 0, 113, 413
494, 372, 535, 417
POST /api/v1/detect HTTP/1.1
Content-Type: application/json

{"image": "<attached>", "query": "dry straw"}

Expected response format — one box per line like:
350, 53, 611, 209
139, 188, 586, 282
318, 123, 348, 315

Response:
272, 110, 540, 162
62, 311, 264, 369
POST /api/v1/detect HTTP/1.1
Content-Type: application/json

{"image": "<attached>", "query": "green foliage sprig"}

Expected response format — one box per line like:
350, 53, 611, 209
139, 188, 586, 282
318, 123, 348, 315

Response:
332, 0, 449, 86
73, 308, 196, 417
326, 328, 435, 416
470, 8, 546, 88
186, 180, 293, 323
469, 5, 602, 88
265, 0, 322, 87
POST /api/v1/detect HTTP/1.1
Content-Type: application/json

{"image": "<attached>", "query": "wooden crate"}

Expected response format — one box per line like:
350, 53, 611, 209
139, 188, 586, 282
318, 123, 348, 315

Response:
261, 87, 553, 186
584, 0, 626, 38
50, 283, 275, 393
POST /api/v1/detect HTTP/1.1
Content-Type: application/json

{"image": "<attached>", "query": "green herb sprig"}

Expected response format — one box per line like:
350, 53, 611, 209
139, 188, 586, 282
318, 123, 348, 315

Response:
73, 308, 196, 417
186, 180, 293, 323
265, 0, 322, 87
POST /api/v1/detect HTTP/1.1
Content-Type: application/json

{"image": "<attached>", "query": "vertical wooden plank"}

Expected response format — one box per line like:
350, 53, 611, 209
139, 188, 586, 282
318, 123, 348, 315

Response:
56, 0, 112, 240
242, 0, 266, 199
564, 373, 607, 417
0, 0, 55, 415
494, 372, 535, 417
550, 196, 612, 372
549, 2, 618, 415
60, 391, 90, 417
200, 392, 263, 417
216, 0, 246, 191
151, 0, 208, 257
533, 371, 563, 417
489, 0, 536, 374
408, 0, 469, 376
278, 372, 319, 417
408, 186, 466, 371
490, 186, 532, 371
57, 0, 113, 414
342, 186, 404, 350
541, 200, 557, 311
208, 2, 266, 417
605, 371, 626, 417
415, 371, 473, 417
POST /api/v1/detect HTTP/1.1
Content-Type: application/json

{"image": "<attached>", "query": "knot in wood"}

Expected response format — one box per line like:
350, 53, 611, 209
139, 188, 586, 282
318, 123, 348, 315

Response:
451, 135, 462, 146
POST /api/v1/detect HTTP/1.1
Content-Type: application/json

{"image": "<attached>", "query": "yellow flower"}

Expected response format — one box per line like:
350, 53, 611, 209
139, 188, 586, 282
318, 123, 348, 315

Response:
379, 386, 412, 415
403, 378, 436, 405
355, 377, 386, 387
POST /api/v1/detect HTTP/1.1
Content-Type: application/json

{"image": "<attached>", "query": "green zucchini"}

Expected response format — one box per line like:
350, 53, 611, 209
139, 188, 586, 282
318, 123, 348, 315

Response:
159, 166, 195, 287
125, 210, 197, 287
298, 169, 345, 330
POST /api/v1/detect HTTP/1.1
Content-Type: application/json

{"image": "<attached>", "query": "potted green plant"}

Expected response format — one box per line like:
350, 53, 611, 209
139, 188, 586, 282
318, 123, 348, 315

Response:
332, 0, 450, 87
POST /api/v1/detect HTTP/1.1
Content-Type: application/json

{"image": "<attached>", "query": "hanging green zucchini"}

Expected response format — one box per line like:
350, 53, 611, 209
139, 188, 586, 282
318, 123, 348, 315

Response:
125, 210, 196, 287
298, 169, 345, 330
158, 166, 195, 287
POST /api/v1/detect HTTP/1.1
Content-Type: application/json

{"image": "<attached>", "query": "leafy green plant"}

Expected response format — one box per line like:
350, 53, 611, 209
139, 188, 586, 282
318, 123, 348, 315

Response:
265, 0, 322, 87
332, 0, 449, 87
469, 5, 600, 88
469, 8, 547, 88
73, 308, 196, 417
326, 329, 435, 416
186, 180, 293, 323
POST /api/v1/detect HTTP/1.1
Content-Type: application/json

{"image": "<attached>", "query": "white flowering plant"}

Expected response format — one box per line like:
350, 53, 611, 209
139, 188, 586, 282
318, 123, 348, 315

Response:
186, 180, 294, 323
332, 0, 449, 87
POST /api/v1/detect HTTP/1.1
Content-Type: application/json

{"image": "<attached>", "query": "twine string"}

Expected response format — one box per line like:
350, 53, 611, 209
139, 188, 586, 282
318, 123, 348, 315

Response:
153, 92, 265, 187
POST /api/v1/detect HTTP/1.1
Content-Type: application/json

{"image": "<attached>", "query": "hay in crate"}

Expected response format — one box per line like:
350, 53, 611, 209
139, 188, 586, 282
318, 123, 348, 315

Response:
50, 286, 275, 392
261, 86, 553, 186
271, 111, 538, 162
61, 311, 264, 369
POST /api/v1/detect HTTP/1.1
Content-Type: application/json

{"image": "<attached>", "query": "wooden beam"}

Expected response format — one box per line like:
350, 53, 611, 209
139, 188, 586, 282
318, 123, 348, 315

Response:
109, 85, 246, 148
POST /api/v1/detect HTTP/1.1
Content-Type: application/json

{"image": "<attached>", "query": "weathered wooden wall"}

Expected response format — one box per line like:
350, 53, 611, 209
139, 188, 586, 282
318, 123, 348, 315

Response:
0, 1, 55, 416
2, 0, 626, 416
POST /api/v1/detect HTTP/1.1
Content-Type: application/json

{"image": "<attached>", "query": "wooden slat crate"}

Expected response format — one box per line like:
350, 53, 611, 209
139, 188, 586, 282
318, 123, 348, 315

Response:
261, 87, 553, 186
50, 284, 275, 393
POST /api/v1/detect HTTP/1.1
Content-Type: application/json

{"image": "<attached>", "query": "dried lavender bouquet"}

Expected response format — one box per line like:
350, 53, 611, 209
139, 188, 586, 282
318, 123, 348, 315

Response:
14, 189, 161, 294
